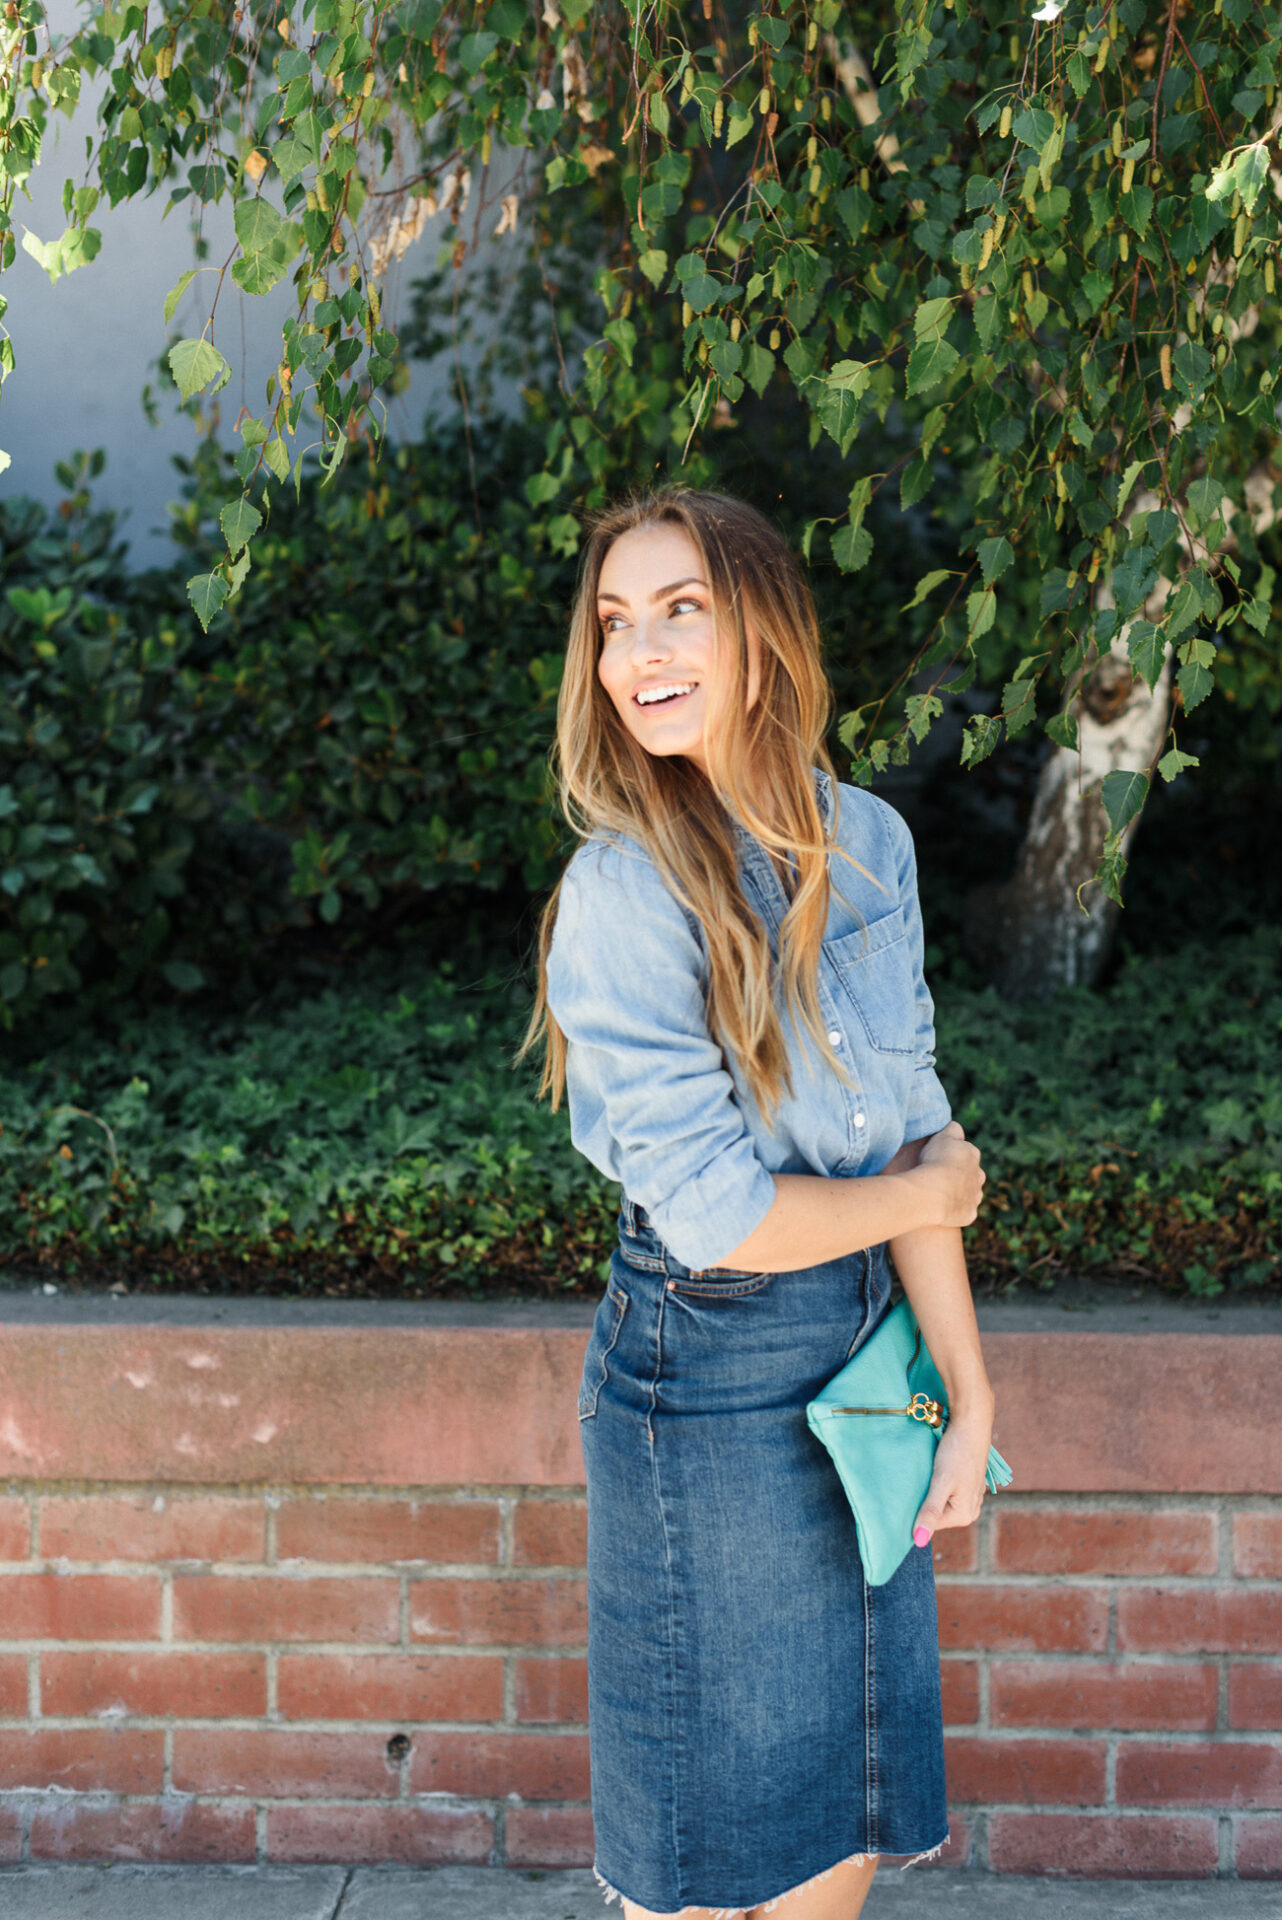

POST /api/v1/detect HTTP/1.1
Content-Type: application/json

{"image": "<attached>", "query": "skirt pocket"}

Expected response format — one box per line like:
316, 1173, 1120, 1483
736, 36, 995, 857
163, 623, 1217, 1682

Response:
578, 1279, 630, 1421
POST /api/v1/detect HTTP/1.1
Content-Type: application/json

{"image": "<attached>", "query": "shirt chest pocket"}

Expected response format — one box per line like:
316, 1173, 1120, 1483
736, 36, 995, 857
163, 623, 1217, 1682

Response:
825, 911, 917, 1056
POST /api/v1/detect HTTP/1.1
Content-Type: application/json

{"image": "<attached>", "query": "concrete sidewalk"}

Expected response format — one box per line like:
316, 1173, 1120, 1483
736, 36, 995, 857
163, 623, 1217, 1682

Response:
0, 1865, 1276, 1918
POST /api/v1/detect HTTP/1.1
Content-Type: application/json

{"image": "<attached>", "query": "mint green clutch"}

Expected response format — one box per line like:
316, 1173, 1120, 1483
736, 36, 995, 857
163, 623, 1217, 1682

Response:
806, 1295, 1013, 1587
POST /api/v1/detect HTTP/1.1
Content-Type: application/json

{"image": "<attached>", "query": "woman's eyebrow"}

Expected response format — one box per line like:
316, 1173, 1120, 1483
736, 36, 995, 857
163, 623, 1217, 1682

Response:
597, 576, 708, 606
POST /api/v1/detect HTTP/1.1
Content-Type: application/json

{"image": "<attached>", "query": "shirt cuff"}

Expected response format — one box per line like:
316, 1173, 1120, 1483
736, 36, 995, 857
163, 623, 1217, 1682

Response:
645, 1156, 779, 1273
903, 1066, 952, 1143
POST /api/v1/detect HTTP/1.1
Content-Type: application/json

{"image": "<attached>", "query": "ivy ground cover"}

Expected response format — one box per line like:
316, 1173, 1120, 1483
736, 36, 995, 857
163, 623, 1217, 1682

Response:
2, 926, 1277, 1301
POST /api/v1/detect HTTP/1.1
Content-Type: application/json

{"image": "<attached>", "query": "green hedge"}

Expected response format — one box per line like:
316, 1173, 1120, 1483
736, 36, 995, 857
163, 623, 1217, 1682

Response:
0, 418, 579, 1032
3, 927, 1277, 1299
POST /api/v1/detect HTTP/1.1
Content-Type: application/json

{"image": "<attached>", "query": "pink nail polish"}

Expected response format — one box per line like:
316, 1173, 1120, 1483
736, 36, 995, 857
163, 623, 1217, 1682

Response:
913, 1525, 932, 1548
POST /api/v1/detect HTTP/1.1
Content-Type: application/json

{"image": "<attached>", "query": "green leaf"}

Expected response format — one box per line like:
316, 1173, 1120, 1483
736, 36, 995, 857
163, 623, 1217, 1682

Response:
831, 522, 873, 573
1157, 746, 1200, 782
1118, 183, 1154, 238
1186, 475, 1225, 531
234, 197, 286, 254
1011, 106, 1054, 150
220, 496, 263, 556
1100, 769, 1149, 834
163, 267, 198, 325
906, 335, 959, 396
913, 296, 953, 337
967, 587, 997, 640
1094, 834, 1128, 908
1235, 142, 1268, 214
458, 29, 498, 72
263, 437, 290, 482
187, 571, 229, 632
162, 960, 205, 992
902, 569, 952, 611
905, 692, 943, 744
960, 714, 1002, 767
1165, 577, 1202, 641
977, 536, 1014, 586
638, 249, 668, 290
1045, 709, 1079, 753
524, 470, 560, 507
1171, 342, 1213, 405
725, 105, 754, 149
169, 337, 231, 403
1002, 678, 1036, 735
1117, 460, 1147, 514
741, 342, 774, 398
1126, 620, 1165, 691
1178, 659, 1214, 711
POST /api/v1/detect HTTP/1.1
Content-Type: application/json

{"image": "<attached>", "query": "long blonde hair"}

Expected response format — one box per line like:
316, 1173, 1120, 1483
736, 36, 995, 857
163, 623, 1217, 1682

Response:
514, 483, 880, 1130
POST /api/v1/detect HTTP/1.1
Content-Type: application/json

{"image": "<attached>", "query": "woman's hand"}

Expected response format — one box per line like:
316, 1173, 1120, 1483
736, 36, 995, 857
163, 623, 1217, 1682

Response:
912, 1402, 996, 1546
915, 1121, 986, 1228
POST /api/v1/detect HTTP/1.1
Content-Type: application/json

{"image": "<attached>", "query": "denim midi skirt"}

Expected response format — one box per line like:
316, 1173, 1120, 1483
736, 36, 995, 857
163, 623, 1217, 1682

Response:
577, 1195, 949, 1917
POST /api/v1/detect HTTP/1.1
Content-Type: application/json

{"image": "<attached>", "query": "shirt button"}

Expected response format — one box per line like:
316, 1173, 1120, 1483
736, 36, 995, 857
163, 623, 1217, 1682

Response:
827, 1029, 842, 1046
854, 1113, 867, 1129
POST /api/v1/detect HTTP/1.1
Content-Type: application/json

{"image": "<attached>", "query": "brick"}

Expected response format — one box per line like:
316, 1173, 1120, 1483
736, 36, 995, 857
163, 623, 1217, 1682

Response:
277, 1498, 499, 1566
883, 1814, 971, 1870
40, 1650, 266, 1720
944, 1736, 1106, 1806
1230, 1665, 1282, 1730
0, 1574, 161, 1642
0, 1655, 27, 1717
277, 1652, 503, 1723
0, 1730, 162, 1793
936, 1585, 1108, 1653
506, 1806, 594, 1869
930, 1528, 977, 1574
989, 1813, 1218, 1878
515, 1657, 588, 1725
992, 1509, 1215, 1577
991, 1660, 1217, 1732
939, 1659, 979, 1726
512, 1501, 587, 1568
410, 1577, 587, 1648
39, 1495, 263, 1564
172, 1575, 398, 1644
0, 1498, 30, 1561
1118, 1588, 1282, 1655
409, 1730, 590, 1801
172, 1728, 400, 1797
29, 1799, 255, 1863
1235, 1514, 1282, 1579
1236, 1816, 1282, 1878
0, 1804, 22, 1861
1117, 1741, 1282, 1810
267, 1804, 493, 1865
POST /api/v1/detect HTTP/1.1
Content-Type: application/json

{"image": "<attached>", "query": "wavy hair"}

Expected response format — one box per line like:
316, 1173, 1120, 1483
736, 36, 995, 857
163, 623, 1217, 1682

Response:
513, 483, 881, 1130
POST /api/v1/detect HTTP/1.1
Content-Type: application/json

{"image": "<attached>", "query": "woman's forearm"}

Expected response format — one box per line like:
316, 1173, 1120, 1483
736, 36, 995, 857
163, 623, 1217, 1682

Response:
887, 1222, 993, 1415
719, 1166, 937, 1273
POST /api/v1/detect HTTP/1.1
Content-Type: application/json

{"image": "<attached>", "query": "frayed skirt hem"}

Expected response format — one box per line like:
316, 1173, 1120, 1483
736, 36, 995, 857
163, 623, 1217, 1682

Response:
591, 1830, 948, 1915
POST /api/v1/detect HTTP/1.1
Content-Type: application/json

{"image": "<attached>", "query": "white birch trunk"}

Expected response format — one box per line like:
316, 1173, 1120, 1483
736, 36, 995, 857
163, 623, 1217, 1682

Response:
969, 462, 1276, 1000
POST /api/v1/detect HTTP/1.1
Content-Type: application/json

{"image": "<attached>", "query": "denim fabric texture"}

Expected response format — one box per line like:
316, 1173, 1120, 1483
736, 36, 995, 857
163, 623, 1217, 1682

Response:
545, 769, 952, 1274
578, 1198, 950, 1914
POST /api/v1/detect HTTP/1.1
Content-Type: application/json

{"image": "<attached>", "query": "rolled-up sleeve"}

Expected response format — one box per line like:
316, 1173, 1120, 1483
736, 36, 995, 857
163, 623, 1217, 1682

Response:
545, 838, 778, 1271
880, 802, 953, 1143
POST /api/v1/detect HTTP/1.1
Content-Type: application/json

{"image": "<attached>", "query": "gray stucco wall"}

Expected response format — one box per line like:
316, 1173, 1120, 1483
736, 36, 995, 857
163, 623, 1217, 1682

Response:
2, 70, 524, 570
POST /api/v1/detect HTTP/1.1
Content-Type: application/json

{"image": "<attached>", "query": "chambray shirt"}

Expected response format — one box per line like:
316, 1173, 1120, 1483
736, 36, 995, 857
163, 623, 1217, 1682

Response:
544, 767, 953, 1273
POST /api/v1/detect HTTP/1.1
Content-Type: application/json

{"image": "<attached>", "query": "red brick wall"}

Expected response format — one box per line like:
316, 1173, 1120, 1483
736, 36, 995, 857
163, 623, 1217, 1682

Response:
0, 1320, 1276, 1876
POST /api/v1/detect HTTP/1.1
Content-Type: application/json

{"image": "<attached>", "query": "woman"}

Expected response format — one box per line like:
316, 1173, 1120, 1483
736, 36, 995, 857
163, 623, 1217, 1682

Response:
517, 485, 992, 1920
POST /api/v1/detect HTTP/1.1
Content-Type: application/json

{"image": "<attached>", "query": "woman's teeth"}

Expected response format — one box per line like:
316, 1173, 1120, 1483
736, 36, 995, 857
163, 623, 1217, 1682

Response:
635, 683, 697, 709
